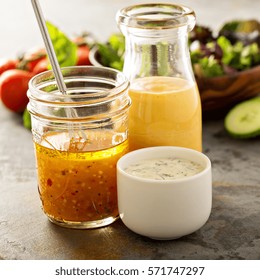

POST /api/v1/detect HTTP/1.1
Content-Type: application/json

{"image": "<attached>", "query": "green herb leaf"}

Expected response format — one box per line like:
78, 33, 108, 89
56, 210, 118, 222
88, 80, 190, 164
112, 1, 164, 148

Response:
23, 108, 31, 130
217, 36, 235, 65
196, 56, 224, 78
217, 36, 260, 71
109, 33, 125, 57
46, 21, 77, 68
240, 43, 260, 68
97, 33, 125, 71
98, 43, 120, 67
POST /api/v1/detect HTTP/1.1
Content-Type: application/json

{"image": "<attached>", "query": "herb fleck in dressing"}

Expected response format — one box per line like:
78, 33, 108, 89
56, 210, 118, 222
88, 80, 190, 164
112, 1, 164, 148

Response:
124, 157, 204, 180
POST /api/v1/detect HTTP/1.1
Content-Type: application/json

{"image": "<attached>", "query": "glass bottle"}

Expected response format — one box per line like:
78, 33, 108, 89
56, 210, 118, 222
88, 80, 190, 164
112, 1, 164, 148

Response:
116, 3, 202, 151
27, 66, 130, 229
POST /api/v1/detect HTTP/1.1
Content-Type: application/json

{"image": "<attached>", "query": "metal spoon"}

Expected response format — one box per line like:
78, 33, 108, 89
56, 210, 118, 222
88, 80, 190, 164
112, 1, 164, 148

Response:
31, 0, 87, 140
31, 0, 67, 94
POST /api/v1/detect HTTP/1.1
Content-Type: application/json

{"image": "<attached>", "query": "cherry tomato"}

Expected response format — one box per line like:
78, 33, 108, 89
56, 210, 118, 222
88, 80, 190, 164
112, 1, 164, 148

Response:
32, 58, 48, 74
18, 48, 46, 72
0, 58, 18, 75
73, 36, 86, 46
0, 69, 33, 113
76, 45, 91, 65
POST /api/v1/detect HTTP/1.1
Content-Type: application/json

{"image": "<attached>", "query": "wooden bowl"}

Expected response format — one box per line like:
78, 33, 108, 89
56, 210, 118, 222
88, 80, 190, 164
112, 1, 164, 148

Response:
89, 47, 260, 118
197, 66, 260, 117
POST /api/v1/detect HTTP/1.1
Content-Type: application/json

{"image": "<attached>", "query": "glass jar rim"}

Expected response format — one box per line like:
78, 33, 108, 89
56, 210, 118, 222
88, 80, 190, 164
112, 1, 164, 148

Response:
28, 66, 129, 104
116, 3, 195, 30
27, 66, 130, 122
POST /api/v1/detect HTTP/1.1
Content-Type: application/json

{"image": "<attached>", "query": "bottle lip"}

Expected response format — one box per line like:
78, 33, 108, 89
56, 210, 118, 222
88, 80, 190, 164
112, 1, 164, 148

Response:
116, 3, 195, 31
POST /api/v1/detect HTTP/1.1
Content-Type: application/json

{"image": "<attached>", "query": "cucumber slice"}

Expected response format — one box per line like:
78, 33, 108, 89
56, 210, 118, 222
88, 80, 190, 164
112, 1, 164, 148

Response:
224, 96, 260, 138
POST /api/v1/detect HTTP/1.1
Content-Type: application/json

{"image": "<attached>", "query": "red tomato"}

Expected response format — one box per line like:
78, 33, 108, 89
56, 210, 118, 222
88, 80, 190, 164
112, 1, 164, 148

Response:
18, 48, 46, 72
0, 58, 18, 75
73, 36, 86, 46
0, 69, 33, 113
76, 45, 91, 65
32, 58, 48, 74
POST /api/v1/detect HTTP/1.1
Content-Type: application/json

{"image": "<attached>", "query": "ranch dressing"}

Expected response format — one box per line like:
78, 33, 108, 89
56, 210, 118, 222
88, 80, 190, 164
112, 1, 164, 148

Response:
124, 157, 204, 180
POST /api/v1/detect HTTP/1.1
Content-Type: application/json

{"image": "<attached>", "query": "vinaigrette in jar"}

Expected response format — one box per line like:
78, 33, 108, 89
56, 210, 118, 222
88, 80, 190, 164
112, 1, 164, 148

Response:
35, 130, 128, 228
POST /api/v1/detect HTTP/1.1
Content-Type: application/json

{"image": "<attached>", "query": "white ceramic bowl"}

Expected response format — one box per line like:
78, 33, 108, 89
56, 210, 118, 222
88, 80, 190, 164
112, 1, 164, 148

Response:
117, 146, 212, 240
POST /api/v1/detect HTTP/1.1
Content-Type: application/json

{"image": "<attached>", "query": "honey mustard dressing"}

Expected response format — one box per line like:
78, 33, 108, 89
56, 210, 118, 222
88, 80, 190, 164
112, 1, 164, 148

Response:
128, 77, 202, 151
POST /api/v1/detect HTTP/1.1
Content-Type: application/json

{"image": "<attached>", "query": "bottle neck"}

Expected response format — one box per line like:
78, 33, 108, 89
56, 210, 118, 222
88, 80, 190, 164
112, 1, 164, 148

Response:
122, 26, 195, 82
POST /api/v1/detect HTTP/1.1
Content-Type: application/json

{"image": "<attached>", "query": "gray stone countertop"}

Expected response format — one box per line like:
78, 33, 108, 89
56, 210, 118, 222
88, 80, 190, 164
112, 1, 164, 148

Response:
0, 103, 259, 260
0, 0, 259, 260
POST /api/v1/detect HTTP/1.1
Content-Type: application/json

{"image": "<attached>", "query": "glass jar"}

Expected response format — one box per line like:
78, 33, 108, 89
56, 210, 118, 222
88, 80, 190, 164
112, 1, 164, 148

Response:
117, 3, 202, 151
27, 66, 130, 229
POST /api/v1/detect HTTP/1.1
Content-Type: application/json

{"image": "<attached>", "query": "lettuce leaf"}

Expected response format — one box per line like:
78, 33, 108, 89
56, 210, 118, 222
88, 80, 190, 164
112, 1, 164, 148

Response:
240, 43, 260, 68
46, 21, 77, 68
217, 36, 236, 65
193, 56, 224, 78
23, 108, 31, 130
191, 34, 260, 78
97, 33, 125, 71
218, 36, 260, 70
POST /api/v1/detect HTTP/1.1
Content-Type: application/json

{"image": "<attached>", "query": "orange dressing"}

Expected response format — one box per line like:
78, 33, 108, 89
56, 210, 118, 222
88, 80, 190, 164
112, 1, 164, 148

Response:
128, 76, 202, 151
34, 131, 128, 223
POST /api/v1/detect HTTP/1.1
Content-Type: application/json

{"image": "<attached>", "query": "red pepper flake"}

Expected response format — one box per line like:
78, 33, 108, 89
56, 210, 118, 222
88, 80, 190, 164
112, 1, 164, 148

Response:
47, 178, 53, 186
71, 190, 79, 196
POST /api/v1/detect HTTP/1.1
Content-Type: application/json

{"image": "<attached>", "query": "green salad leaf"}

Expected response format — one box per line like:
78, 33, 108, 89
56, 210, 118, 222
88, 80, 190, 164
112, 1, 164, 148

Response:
190, 30, 260, 78
23, 108, 31, 130
97, 33, 125, 71
109, 33, 125, 57
193, 56, 224, 78
240, 43, 260, 67
217, 36, 237, 66
46, 21, 77, 68
217, 36, 260, 71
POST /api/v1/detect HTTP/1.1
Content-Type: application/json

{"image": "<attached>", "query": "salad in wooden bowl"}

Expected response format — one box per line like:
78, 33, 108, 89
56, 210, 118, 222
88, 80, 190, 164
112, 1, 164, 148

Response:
190, 20, 260, 117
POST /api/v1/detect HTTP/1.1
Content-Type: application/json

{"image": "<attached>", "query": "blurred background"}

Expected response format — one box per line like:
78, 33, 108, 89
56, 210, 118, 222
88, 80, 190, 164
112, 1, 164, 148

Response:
1, 0, 260, 57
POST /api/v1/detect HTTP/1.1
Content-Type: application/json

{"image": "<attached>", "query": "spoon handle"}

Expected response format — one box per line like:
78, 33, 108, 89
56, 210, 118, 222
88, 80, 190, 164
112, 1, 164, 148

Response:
31, 0, 67, 94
